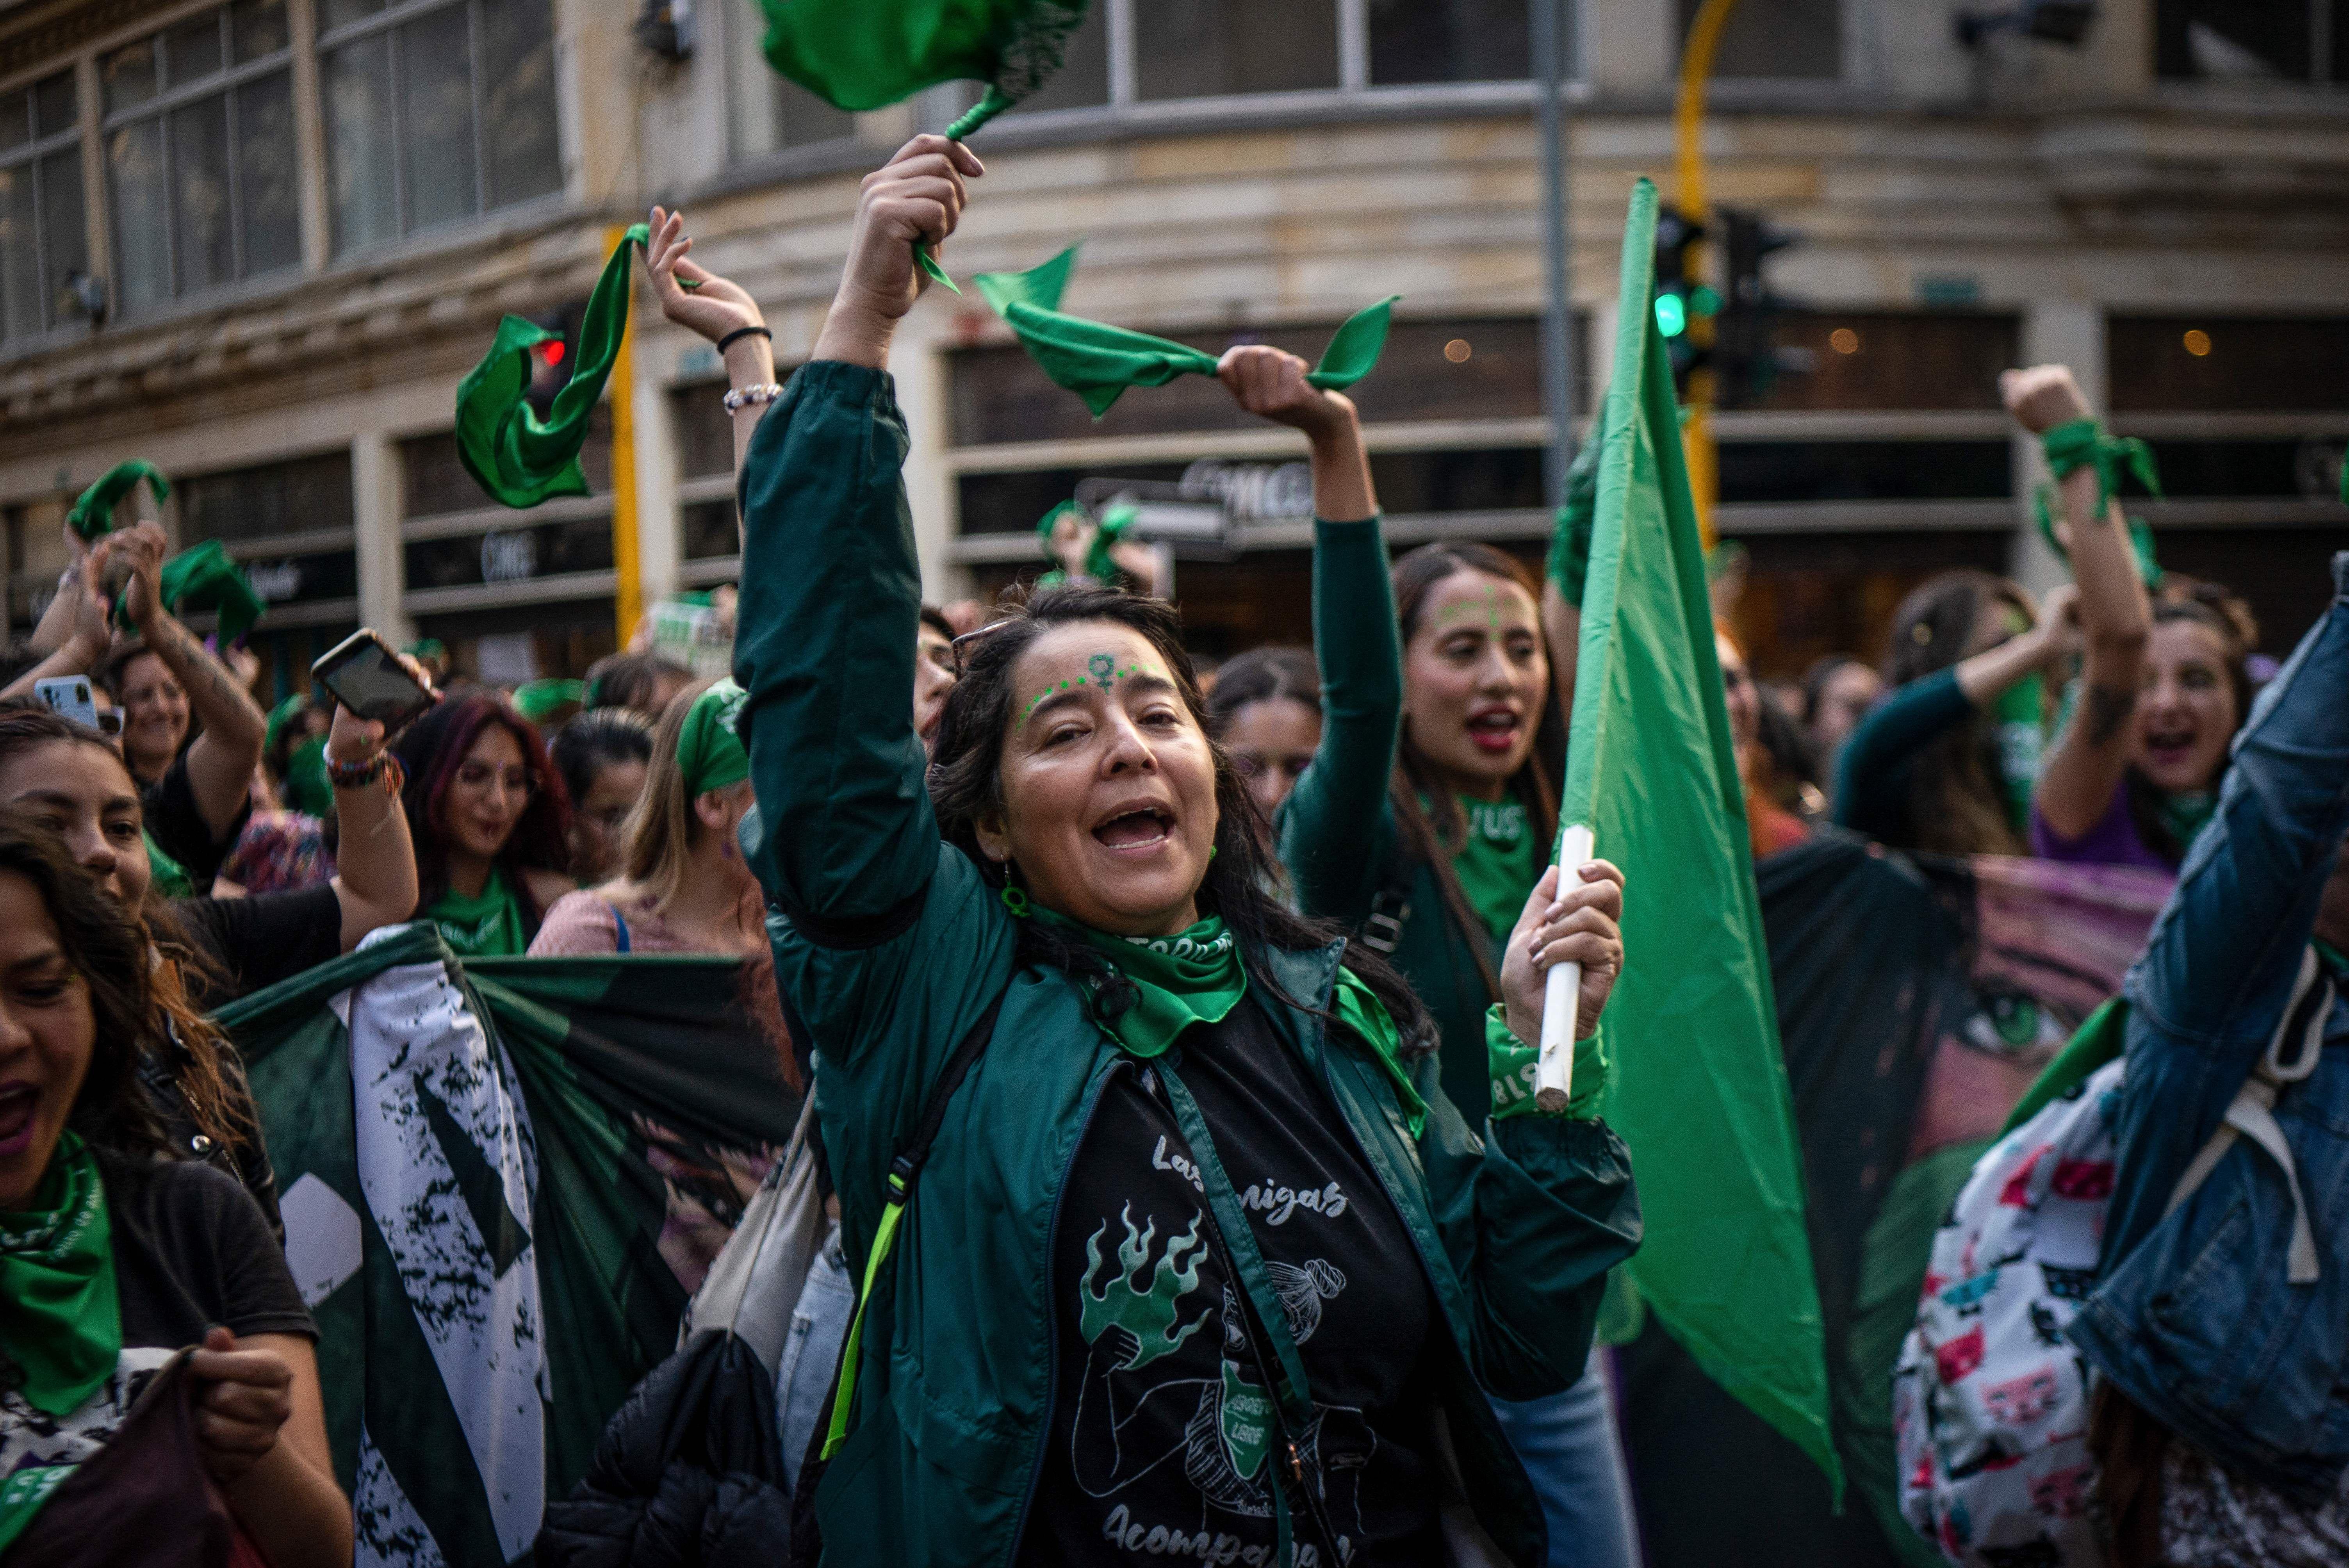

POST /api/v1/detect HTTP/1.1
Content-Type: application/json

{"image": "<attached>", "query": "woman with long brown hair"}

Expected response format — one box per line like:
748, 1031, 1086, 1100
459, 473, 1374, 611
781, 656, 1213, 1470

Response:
392, 690, 575, 956
0, 697, 416, 1233
1254, 347, 1641, 1566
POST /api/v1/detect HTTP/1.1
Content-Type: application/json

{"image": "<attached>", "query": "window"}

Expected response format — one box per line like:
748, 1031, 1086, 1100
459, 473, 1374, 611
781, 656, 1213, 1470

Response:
319, 0, 563, 254
1741, 311, 2023, 411
1002, 4, 1111, 115
1677, 0, 1843, 80
0, 71, 88, 342
2107, 317, 2349, 411
726, 0, 854, 157
178, 451, 355, 542
1368, 0, 1534, 86
2155, 0, 2348, 84
1135, 0, 1340, 99
102, 1, 296, 312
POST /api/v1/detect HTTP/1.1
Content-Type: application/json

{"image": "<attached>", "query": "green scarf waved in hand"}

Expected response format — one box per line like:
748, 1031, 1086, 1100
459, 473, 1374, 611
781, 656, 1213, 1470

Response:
757, 0, 1097, 289
456, 224, 649, 509
1035, 499, 1135, 586
115, 540, 265, 641
975, 246, 1399, 418
0, 1134, 119, 1418
2033, 418, 2164, 588
65, 461, 168, 543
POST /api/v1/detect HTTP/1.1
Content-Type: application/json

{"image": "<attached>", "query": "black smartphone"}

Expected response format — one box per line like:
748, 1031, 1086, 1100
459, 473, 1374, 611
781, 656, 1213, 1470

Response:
312, 630, 436, 731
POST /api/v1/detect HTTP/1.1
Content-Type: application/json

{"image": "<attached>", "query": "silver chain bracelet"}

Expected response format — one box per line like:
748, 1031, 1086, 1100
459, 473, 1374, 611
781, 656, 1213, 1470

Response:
722, 383, 786, 414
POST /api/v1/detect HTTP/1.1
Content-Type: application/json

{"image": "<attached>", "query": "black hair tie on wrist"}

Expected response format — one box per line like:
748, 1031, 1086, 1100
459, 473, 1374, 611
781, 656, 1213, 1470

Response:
716, 325, 773, 355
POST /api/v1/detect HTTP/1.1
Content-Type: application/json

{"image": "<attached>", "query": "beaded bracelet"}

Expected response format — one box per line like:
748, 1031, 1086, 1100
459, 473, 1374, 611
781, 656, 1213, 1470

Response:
723, 383, 786, 414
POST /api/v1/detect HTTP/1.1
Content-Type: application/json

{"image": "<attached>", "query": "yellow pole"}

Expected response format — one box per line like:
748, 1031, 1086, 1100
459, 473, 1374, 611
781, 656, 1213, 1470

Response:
606, 224, 643, 650
1676, 0, 1740, 548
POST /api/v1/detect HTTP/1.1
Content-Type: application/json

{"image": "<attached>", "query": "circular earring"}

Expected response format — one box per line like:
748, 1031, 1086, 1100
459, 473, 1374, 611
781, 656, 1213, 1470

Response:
1000, 882, 1030, 917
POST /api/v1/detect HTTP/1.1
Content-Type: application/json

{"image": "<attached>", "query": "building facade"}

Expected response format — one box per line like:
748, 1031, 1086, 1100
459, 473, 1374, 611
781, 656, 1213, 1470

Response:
0, 0, 2342, 694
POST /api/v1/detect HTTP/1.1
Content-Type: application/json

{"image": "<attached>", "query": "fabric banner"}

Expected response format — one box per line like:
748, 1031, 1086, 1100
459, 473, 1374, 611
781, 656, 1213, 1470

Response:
1566, 176, 1839, 1490
221, 925, 800, 1567
1618, 833, 2170, 1567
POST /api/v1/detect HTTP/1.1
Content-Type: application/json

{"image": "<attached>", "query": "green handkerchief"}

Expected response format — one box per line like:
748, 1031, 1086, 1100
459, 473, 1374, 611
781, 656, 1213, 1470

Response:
975, 245, 1399, 417
65, 461, 168, 542
456, 224, 649, 510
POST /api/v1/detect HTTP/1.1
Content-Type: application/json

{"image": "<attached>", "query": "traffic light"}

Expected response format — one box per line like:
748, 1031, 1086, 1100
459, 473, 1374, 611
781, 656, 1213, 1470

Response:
1713, 206, 1803, 409
1652, 205, 1718, 396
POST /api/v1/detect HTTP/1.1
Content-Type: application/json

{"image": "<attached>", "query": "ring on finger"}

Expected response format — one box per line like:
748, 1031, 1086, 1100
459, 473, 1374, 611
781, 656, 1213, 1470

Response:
679, 277, 703, 292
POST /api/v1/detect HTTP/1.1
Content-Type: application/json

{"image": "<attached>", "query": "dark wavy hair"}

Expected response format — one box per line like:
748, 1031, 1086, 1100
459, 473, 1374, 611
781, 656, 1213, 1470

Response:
1388, 542, 1564, 1004
392, 688, 573, 919
0, 705, 252, 1160
1206, 646, 1321, 736
927, 583, 1438, 1057
1880, 570, 2034, 857
550, 706, 654, 811
0, 807, 168, 1157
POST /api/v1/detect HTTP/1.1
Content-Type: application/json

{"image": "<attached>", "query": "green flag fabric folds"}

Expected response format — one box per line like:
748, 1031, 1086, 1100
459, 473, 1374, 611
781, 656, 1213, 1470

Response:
1562, 176, 1838, 1490
759, 0, 1093, 134
223, 925, 800, 1564
456, 225, 649, 510
65, 460, 168, 542
975, 245, 1398, 417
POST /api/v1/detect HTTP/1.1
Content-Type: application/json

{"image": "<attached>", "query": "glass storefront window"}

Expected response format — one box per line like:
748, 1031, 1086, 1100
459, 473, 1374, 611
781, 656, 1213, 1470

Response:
1135, 0, 1340, 99
1368, 0, 1535, 85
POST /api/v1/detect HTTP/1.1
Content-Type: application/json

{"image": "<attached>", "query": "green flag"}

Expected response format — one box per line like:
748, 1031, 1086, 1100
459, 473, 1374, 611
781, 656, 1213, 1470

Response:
223, 925, 800, 1562
975, 245, 1397, 417
455, 225, 648, 510
1558, 176, 1839, 1491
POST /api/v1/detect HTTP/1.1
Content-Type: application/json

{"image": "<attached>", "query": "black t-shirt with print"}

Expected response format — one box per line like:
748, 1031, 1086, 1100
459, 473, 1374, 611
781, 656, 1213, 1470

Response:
0, 1153, 313, 1485
1019, 995, 1444, 1567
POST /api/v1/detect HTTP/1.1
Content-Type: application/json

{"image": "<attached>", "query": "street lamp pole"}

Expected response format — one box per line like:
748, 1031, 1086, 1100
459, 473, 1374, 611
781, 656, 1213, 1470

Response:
1533, 0, 1575, 509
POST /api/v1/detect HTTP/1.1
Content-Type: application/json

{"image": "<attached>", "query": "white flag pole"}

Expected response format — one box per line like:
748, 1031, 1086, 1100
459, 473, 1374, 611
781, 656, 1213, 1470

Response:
1535, 823, 1595, 1112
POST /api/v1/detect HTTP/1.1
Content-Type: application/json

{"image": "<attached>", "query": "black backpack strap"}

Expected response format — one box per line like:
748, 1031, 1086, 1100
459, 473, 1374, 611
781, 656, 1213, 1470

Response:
815, 993, 1004, 1465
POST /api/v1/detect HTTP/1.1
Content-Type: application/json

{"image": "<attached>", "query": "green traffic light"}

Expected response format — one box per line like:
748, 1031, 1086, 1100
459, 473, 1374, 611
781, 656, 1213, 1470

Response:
1690, 284, 1723, 317
1655, 294, 1688, 337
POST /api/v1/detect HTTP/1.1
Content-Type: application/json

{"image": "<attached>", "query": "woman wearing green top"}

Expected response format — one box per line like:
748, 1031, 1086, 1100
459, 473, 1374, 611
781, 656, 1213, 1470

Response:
393, 691, 575, 956
735, 134, 1639, 1567
1269, 357, 1643, 1568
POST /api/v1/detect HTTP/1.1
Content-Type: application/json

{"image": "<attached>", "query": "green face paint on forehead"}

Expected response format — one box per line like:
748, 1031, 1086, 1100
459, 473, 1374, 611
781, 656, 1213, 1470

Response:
1023, 652, 1160, 722
1434, 585, 1527, 633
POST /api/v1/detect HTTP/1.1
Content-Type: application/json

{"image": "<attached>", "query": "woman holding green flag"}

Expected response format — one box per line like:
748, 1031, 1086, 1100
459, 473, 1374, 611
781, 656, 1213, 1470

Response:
1255, 351, 1643, 1566
0, 810, 348, 1565
734, 133, 1639, 1566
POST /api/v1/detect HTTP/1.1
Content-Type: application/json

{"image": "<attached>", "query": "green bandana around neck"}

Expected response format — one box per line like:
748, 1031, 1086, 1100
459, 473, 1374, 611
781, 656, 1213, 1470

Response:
115, 540, 265, 640
428, 865, 531, 958
64, 461, 168, 542
455, 224, 649, 509
1992, 672, 2046, 831
0, 1134, 120, 1419
1036, 908, 1246, 1059
2158, 789, 2218, 859
1430, 795, 1540, 946
675, 679, 751, 797
144, 829, 193, 900
973, 246, 1397, 418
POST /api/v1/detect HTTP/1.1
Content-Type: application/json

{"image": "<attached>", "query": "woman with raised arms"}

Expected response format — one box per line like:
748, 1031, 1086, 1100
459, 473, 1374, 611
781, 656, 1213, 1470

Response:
730, 135, 1642, 1565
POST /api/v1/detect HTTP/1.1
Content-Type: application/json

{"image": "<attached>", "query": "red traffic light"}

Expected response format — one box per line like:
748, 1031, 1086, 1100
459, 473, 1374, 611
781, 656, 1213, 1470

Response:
535, 339, 567, 369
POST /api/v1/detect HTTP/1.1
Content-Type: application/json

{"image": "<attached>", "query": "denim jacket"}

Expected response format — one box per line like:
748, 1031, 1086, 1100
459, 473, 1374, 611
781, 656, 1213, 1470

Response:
2068, 551, 2349, 1504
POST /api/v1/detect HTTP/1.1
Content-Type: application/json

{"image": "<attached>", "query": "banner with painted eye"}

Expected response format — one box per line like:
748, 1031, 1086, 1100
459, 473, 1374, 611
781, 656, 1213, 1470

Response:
1614, 831, 2170, 1568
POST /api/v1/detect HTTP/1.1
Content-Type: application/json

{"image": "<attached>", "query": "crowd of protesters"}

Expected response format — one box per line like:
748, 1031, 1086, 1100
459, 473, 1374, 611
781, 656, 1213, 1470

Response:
0, 127, 2338, 1568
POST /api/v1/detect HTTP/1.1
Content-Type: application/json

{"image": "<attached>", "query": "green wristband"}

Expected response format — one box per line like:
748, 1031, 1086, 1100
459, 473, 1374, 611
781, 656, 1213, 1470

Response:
1485, 1004, 1608, 1121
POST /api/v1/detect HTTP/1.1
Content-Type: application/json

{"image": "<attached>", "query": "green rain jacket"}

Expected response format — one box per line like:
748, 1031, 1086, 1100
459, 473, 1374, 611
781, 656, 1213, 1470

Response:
1278, 516, 1515, 1120
733, 362, 1641, 1567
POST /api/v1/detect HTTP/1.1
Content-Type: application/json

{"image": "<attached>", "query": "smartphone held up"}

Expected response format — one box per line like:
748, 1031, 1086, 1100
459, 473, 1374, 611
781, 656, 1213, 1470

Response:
312, 631, 437, 733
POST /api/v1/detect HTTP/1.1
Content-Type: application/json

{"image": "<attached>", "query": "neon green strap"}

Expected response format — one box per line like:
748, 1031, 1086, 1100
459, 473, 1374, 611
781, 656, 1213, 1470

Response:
821, 1176, 907, 1460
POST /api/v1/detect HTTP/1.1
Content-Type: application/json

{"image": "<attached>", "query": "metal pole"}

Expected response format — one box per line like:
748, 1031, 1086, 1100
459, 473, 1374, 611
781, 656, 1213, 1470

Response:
1534, 0, 1576, 508
1676, 0, 1742, 547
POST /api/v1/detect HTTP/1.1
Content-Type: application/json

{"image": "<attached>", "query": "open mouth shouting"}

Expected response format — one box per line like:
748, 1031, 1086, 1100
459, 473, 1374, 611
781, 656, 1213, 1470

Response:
2142, 722, 2198, 773
1465, 704, 1524, 757
0, 1082, 39, 1160
1093, 800, 1177, 855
